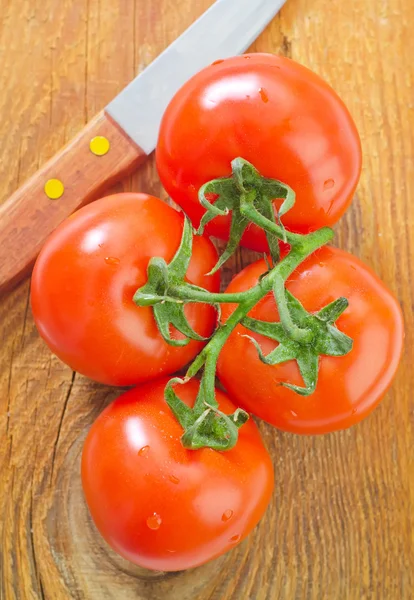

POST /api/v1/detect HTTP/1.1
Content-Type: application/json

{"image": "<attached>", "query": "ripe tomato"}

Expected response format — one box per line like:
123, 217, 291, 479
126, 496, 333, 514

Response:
31, 193, 219, 386
81, 378, 274, 571
156, 54, 362, 251
217, 247, 404, 434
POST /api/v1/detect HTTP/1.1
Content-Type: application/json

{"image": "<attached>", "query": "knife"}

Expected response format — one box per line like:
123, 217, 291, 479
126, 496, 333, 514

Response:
0, 0, 286, 294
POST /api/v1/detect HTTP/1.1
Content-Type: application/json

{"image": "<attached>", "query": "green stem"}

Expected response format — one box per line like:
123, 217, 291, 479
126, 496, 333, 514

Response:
240, 200, 303, 246
172, 286, 249, 304
273, 274, 314, 343
184, 226, 334, 399
193, 350, 219, 413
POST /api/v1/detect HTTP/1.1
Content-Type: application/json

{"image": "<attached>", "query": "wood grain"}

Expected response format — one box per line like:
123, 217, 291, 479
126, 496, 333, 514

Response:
0, 111, 146, 294
0, 1, 413, 599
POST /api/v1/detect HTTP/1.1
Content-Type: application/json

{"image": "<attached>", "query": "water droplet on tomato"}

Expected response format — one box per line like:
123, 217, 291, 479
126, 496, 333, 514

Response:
323, 179, 335, 191
138, 445, 150, 456
169, 475, 180, 484
244, 55, 251, 59
259, 87, 269, 103
104, 256, 120, 266
352, 408, 358, 415
290, 410, 298, 418
222, 509, 234, 522
230, 534, 241, 543
146, 513, 162, 530
212, 59, 224, 66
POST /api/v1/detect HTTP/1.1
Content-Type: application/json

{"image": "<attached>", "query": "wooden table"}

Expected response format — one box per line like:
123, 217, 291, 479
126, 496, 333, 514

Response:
1, 1, 413, 598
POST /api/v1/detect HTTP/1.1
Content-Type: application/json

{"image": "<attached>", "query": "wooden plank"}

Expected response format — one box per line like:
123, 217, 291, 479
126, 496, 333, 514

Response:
0, 0, 413, 598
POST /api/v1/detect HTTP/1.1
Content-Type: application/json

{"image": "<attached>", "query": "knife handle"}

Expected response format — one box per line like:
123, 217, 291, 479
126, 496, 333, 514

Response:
0, 110, 147, 294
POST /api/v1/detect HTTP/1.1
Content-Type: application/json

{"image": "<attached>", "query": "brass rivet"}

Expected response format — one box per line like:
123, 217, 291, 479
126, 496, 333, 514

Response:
90, 136, 110, 156
44, 178, 64, 199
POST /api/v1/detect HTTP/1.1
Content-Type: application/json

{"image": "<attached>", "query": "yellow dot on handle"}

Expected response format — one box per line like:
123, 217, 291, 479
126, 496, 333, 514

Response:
90, 136, 110, 156
44, 178, 64, 200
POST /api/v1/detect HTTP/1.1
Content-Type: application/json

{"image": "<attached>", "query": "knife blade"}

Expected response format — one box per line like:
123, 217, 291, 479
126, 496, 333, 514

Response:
0, 0, 286, 294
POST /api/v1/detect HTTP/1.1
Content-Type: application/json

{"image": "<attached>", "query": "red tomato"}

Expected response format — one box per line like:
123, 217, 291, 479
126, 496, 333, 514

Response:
217, 247, 404, 434
81, 378, 274, 571
156, 54, 362, 251
31, 194, 219, 386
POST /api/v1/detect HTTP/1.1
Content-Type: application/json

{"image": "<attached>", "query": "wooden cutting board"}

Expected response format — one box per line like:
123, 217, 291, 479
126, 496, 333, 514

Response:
1, 1, 413, 598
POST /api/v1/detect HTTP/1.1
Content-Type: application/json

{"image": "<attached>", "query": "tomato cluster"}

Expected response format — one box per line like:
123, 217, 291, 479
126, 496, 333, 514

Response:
31, 55, 403, 572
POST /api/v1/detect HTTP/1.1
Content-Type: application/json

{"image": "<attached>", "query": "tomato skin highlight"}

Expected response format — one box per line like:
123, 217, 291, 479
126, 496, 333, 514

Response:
156, 54, 362, 251
31, 193, 220, 386
81, 378, 274, 571
217, 247, 404, 434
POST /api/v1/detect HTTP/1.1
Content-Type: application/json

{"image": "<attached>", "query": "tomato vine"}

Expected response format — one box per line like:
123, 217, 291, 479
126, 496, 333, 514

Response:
133, 158, 353, 450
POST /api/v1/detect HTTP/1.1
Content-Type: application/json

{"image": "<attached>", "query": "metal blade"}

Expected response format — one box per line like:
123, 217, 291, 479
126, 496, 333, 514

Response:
106, 0, 286, 154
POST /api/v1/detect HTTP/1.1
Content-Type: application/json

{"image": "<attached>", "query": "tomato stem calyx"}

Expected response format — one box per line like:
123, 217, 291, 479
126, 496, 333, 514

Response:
133, 218, 209, 346
165, 376, 249, 451
198, 158, 300, 272
242, 294, 352, 396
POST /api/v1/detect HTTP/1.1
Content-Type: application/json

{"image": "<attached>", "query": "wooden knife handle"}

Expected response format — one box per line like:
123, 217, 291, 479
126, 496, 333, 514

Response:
0, 110, 147, 294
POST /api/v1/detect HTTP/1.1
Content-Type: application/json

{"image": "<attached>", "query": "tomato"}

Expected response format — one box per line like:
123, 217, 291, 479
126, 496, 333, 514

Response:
31, 193, 220, 386
156, 54, 362, 251
81, 378, 274, 571
217, 247, 404, 434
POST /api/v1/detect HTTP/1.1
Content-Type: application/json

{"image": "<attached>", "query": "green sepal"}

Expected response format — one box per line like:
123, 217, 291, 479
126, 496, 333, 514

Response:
198, 178, 250, 275
164, 378, 195, 429
198, 158, 296, 271
242, 333, 297, 365
153, 302, 207, 347
133, 218, 209, 346
242, 292, 353, 396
